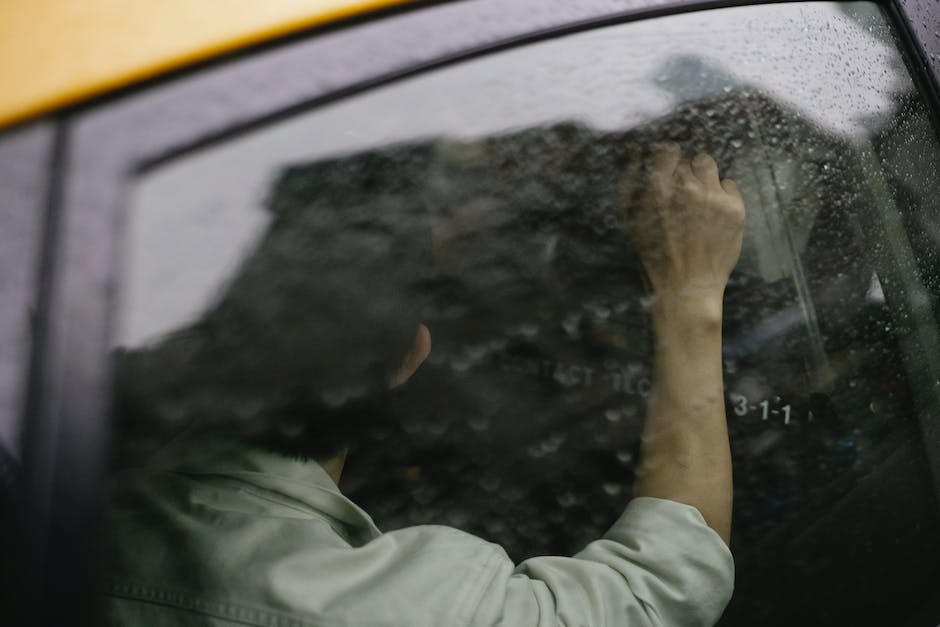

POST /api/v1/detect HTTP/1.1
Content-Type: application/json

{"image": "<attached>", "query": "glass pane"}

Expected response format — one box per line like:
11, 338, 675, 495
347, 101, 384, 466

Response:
108, 3, 940, 626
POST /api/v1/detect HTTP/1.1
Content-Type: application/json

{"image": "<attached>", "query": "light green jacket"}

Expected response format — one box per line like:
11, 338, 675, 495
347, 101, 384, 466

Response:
106, 437, 733, 626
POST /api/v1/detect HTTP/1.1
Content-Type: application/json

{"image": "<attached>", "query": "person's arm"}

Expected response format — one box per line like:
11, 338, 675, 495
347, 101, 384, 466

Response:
628, 143, 745, 545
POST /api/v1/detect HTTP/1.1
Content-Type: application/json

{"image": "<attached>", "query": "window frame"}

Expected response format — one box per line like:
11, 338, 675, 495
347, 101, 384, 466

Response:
7, 0, 940, 625
0, 122, 56, 462
0, 120, 57, 622
892, 0, 940, 114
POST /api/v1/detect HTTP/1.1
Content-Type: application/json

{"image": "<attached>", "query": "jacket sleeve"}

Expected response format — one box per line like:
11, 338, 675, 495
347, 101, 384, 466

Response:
470, 497, 734, 627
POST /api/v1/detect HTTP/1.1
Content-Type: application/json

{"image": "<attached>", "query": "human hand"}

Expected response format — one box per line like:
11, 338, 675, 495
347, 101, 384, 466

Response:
624, 142, 745, 307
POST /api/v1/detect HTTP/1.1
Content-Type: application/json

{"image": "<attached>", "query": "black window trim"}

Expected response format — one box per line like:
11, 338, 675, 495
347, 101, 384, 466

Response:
11, 0, 940, 625
892, 0, 940, 120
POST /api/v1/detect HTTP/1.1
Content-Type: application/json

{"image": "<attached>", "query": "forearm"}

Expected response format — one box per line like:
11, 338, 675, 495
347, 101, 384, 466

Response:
633, 292, 733, 544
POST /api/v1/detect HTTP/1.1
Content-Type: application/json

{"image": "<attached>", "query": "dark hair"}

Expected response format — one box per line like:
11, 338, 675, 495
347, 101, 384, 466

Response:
113, 146, 433, 463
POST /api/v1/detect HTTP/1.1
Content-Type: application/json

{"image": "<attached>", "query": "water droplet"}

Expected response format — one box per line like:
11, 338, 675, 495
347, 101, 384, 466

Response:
481, 475, 501, 492
556, 492, 581, 508
518, 323, 539, 339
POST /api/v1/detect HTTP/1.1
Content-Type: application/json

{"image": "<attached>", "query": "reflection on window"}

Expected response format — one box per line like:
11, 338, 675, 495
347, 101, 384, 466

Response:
110, 3, 940, 626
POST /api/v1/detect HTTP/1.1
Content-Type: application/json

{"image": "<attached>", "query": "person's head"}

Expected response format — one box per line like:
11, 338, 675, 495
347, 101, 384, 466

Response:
115, 155, 434, 463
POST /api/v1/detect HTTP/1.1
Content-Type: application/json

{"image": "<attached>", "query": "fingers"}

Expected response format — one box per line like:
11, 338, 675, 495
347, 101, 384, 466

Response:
644, 143, 679, 204
676, 161, 698, 183
634, 144, 740, 222
691, 153, 720, 187
649, 142, 681, 178
719, 178, 746, 225
671, 149, 740, 203
650, 145, 726, 190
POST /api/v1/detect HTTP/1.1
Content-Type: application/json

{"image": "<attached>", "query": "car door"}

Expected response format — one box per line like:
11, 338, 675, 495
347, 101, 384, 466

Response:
3, 1, 940, 625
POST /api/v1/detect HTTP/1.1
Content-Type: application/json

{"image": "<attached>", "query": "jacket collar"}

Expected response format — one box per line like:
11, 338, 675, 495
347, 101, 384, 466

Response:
148, 431, 382, 542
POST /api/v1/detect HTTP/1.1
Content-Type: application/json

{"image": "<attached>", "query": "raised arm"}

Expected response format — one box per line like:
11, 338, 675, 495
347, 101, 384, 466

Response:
628, 142, 745, 545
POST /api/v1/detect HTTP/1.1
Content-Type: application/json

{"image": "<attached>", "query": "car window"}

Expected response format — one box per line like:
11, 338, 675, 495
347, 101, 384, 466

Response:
107, 2, 940, 625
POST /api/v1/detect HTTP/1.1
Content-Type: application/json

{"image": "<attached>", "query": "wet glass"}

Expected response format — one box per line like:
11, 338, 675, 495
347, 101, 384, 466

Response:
109, 3, 940, 625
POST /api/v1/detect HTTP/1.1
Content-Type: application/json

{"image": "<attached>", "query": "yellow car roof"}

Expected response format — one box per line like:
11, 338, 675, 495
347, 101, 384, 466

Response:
0, 0, 410, 130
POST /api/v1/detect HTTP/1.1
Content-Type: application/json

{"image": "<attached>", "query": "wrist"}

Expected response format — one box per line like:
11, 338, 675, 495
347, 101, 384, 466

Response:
650, 288, 724, 333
